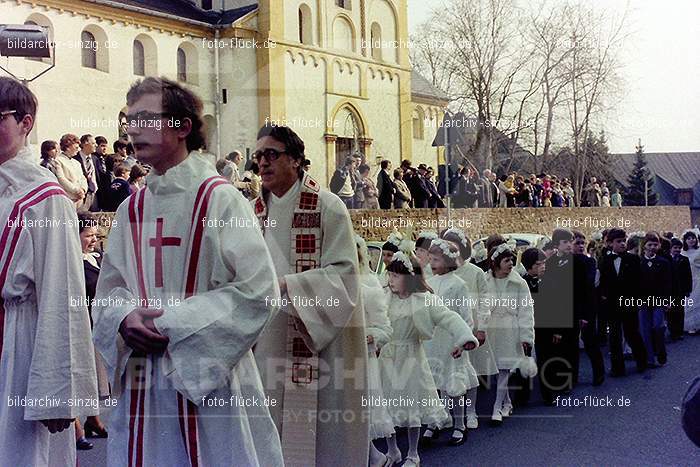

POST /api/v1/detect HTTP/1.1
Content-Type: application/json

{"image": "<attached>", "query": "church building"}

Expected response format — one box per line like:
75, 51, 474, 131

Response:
1, 0, 448, 185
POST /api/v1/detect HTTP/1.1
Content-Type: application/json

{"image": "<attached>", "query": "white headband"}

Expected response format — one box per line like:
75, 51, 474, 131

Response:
444, 228, 468, 247
472, 242, 487, 262
391, 251, 415, 275
387, 231, 403, 247
490, 243, 515, 261
418, 231, 438, 241
431, 239, 460, 259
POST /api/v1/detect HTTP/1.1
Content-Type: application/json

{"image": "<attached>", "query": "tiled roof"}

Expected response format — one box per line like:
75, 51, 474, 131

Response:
88, 0, 257, 25
610, 152, 700, 189
411, 70, 449, 103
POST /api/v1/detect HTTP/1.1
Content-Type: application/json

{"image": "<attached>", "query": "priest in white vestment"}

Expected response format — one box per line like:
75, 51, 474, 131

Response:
0, 77, 98, 467
251, 124, 369, 467
92, 78, 283, 467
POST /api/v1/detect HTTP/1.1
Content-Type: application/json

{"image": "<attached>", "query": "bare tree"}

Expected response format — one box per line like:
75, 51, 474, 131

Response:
565, 3, 629, 201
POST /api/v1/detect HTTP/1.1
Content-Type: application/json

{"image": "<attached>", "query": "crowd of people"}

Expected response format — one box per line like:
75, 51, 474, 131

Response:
38, 134, 147, 213
367, 225, 700, 465
331, 155, 623, 210
2, 73, 698, 467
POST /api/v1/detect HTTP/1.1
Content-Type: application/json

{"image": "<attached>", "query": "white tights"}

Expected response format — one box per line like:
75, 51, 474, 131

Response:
386, 427, 421, 460
493, 370, 511, 412
465, 387, 478, 418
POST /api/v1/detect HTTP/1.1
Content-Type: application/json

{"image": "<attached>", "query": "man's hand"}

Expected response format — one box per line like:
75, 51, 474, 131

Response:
553, 334, 562, 344
522, 342, 532, 355
119, 308, 169, 354
451, 347, 464, 359
41, 419, 73, 433
476, 330, 486, 345
580, 319, 588, 328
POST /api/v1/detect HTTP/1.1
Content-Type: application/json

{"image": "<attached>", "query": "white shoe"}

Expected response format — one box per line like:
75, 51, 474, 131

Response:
501, 402, 513, 417
490, 408, 503, 425
466, 415, 478, 429
403, 456, 420, 467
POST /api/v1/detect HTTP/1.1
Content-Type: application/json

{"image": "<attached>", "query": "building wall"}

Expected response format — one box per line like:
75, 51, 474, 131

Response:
411, 102, 444, 169
350, 206, 694, 242
1, 1, 214, 152
2, 0, 444, 187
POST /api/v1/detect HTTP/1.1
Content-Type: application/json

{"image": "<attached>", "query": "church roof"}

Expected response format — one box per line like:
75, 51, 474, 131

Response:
411, 71, 449, 104
88, 0, 257, 25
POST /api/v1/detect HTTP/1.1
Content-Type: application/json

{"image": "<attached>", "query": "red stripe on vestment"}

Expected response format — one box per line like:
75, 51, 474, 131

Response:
0, 185, 66, 360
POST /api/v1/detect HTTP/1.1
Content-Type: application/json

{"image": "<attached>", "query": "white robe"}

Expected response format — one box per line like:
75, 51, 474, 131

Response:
360, 274, 394, 440
92, 153, 283, 467
483, 270, 535, 370
682, 248, 700, 332
424, 273, 480, 396
0, 148, 98, 467
253, 181, 369, 467
378, 293, 478, 428
454, 261, 498, 376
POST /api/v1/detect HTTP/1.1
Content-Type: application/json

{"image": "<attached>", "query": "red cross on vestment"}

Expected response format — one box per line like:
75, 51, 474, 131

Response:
149, 218, 181, 288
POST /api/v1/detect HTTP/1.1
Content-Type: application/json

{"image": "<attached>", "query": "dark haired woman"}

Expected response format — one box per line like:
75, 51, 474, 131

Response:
39, 140, 59, 171
421, 240, 479, 447
483, 243, 534, 425
682, 229, 700, 334
379, 253, 478, 467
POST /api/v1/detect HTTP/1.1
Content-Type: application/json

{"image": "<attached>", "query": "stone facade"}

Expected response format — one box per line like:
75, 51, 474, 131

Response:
351, 206, 693, 242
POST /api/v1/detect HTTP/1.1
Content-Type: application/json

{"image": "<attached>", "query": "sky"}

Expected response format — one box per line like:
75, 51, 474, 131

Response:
406, 0, 700, 154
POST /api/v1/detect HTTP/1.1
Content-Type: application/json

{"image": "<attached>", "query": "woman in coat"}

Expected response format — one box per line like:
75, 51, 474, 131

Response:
393, 169, 412, 209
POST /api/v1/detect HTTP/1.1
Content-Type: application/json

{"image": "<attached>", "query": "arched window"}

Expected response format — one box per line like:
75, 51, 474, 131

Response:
413, 107, 425, 140
298, 4, 313, 45
370, 22, 382, 60
177, 47, 187, 82
133, 40, 145, 76
81, 31, 97, 69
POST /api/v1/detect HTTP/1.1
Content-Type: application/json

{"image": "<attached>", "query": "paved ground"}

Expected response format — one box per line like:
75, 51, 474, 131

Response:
79, 336, 700, 466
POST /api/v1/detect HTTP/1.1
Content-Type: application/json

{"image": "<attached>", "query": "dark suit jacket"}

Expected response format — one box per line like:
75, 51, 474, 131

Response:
83, 254, 102, 316
599, 251, 641, 314
93, 154, 111, 209
671, 254, 693, 298
639, 255, 673, 299
73, 153, 103, 194
540, 253, 592, 331
103, 178, 132, 212
377, 170, 393, 206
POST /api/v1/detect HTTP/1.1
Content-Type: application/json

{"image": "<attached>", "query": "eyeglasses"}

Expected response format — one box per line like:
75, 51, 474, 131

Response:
253, 148, 287, 162
0, 110, 17, 122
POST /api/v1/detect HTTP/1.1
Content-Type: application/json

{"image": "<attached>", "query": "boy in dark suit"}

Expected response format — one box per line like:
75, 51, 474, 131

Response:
599, 228, 648, 375
572, 231, 605, 385
668, 237, 693, 340
638, 232, 673, 365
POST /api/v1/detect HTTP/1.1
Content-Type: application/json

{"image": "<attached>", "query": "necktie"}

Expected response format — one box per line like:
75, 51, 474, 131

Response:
85, 155, 96, 192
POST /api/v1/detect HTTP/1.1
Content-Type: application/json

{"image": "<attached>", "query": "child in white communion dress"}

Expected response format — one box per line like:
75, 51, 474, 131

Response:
422, 239, 480, 447
355, 236, 396, 467
379, 252, 478, 467
483, 242, 535, 425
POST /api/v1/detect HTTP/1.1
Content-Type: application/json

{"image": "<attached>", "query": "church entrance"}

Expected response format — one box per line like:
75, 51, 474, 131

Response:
333, 105, 365, 169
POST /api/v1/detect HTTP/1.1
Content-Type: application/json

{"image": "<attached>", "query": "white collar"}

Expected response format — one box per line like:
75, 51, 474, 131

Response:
270, 179, 301, 204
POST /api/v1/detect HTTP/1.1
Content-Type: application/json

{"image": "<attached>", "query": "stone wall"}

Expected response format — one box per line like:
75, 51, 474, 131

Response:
93, 206, 692, 248
350, 206, 693, 242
